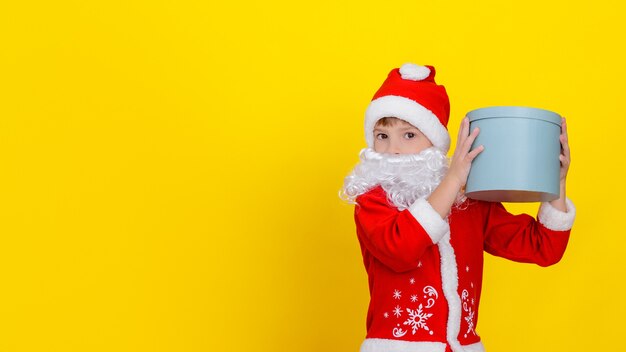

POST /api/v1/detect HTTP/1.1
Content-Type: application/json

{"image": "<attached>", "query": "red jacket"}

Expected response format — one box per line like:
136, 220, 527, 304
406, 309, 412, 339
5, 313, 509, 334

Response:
354, 186, 575, 352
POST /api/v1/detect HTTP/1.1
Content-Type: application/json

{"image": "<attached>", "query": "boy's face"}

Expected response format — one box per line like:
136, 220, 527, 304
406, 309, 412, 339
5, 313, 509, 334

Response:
373, 117, 434, 155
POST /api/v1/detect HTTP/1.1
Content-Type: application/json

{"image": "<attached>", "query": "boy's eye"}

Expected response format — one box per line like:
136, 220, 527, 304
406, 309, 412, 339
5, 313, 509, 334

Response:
404, 132, 415, 139
376, 133, 388, 140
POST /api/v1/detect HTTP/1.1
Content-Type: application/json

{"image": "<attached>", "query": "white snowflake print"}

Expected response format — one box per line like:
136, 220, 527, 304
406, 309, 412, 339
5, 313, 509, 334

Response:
393, 305, 403, 317
409, 278, 415, 285
403, 304, 433, 335
393, 289, 402, 300
466, 265, 470, 272
384, 312, 389, 318
462, 290, 469, 302
423, 286, 439, 309
393, 326, 408, 338
464, 307, 476, 336
417, 261, 423, 268
410, 295, 418, 303
461, 289, 477, 337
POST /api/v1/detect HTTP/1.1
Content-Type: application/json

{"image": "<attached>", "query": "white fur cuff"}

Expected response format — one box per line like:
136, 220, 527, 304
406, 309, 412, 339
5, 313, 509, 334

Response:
408, 198, 449, 244
538, 197, 576, 231
360, 339, 446, 352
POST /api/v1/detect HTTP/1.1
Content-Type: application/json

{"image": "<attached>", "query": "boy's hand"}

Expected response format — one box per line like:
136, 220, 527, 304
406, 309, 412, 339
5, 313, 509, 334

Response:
447, 117, 484, 189
427, 117, 484, 218
547, 117, 570, 212
559, 117, 571, 183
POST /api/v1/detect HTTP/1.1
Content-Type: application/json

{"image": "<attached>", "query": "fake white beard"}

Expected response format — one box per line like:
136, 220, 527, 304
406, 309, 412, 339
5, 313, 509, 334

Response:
341, 147, 450, 211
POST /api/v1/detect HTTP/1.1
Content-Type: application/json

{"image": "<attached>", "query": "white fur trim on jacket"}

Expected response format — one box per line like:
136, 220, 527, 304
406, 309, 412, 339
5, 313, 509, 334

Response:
360, 338, 485, 352
537, 197, 576, 231
437, 232, 465, 352
463, 341, 486, 352
365, 95, 451, 152
409, 198, 449, 244
360, 339, 446, 352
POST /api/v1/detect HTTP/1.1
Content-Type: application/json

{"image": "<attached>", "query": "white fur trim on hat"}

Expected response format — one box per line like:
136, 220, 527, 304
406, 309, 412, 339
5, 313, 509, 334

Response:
399, 63, 430, 81
409, 198, 449, 244
537, 197, 576, 231
365, 95, 451, 152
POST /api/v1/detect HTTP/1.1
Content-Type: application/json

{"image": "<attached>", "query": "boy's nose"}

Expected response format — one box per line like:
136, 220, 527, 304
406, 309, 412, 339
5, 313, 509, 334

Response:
388, 141, 402, 154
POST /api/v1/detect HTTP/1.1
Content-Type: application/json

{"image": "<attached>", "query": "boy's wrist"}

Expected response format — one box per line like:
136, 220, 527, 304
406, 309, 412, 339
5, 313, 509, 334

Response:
428, 172, 464, 219
548, 182, 567, 212
443, 172, 464, 193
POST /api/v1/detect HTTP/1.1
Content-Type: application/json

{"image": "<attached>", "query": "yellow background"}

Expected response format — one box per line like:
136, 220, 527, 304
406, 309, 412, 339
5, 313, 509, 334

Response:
1, 0, 624, 351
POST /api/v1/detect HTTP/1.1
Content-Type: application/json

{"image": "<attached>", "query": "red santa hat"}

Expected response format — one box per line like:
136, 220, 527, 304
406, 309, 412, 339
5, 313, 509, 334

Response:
364, 63, 451, 152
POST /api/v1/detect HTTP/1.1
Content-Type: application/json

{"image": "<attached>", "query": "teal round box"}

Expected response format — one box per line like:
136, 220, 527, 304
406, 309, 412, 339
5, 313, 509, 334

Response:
465, 106, 562, 202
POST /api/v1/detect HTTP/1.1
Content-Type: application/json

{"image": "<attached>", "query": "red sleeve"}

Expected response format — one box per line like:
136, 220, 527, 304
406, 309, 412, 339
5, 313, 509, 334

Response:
482, 201, 573, 267
354, 187, 448, 273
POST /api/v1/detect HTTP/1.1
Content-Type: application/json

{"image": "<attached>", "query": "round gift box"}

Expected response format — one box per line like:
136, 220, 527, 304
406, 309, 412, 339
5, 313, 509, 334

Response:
465, 106, 562, 202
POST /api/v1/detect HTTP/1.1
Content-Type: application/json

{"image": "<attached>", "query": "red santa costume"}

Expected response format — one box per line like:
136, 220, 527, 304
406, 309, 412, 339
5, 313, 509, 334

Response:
341, 64, 576, 352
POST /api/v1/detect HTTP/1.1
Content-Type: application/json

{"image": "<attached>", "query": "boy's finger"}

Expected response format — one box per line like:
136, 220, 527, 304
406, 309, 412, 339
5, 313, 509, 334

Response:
559, 117, 571, 161
561, 118, 569, 143
461, 117, 470, 138
463, 127, 480, 153
468, 145, 484, 160
563, 144, 570, 160
457, 117, 468, 144
560, 153, 570, 167
560, 133, 571, 159
457, 117, 466, 139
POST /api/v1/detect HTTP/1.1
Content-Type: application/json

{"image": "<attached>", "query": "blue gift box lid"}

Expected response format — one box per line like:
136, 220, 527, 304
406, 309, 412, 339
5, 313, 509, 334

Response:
466, 106, 562, 126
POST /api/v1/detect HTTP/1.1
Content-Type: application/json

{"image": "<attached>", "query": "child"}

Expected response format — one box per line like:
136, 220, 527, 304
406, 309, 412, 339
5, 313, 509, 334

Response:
341, 63, 575, 352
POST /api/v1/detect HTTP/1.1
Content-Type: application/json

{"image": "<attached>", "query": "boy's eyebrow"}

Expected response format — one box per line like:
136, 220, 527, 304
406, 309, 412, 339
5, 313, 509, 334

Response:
374, 126, 419, 132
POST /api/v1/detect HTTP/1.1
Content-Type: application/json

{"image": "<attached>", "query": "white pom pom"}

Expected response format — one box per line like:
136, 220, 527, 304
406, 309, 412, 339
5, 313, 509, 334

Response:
399, 63, 430, 81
